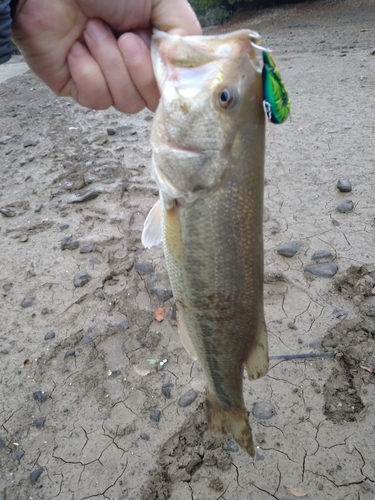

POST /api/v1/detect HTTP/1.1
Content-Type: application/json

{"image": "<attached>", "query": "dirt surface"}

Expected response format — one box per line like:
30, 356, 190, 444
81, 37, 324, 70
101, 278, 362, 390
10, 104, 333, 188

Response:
1, 0, 375, 498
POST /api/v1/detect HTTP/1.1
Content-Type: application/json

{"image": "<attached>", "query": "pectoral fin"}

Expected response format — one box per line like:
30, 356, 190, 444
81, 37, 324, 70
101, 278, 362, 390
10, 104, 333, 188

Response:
177, 313, 197, 360
244, 319, 269, 380
142, 199, 162, 248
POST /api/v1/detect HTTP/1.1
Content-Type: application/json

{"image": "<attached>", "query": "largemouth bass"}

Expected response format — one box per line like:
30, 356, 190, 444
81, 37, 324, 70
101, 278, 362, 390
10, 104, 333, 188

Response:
142, 29, 283, 456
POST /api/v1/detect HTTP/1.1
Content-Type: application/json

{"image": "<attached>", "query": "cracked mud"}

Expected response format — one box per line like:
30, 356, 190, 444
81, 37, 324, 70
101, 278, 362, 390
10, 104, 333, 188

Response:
1, 0, 375, 498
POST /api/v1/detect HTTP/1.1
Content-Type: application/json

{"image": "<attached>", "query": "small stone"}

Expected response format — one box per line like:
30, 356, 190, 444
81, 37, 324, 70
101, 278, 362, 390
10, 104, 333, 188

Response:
0, 135, 12, 144
0, 207, 15, 217
0, 438, 6, 448
67, 189, 101, 203
33, 391, 47, 403
65, 349, 75, 358
224, 439, 239, 452
34, 417, 45, 429
304, 262, 338, 278
178, 390, 198, 408
140, 433, 150, 441
44, 331, 55, 340
21, 296, 36, 308
89, 257, 101, 265
118, 320, 130, 332
252, 401, 275, 420
147, 273, 158, 284
150, 285, 173, 302
68, 241, 79, 250
161, 383, 174, 399
332, 308, 347, 320
73, 271, 91, 287
1, 349, 9, 355
11, 449, 25, 461
20, 234, 29, 242
41, 308, 49, 315
337, 179, 352, 192
107, 127, 117, 136
150, 410, 161, 422
23, 138, 38, 147
80, 243, 94, 253
135, 260, 154, 275
61, 235, 72, 250
3, 283, 13, 292
110, 369, 121, 378
81, 335, 92, 345
34, 204, 43, 213
277, 241, 303, 257
60, 224, 69, 231
30, 469, 43, 484
312, 250, 333, 261
337, 200, 353, 213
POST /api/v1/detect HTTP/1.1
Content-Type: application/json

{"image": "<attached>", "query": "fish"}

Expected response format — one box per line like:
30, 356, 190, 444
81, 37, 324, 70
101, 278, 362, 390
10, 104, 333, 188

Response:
142, 29, 279, 456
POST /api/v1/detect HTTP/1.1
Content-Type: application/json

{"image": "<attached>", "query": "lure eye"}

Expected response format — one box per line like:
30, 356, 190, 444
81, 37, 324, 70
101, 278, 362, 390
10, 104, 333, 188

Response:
219, 88, 235, 109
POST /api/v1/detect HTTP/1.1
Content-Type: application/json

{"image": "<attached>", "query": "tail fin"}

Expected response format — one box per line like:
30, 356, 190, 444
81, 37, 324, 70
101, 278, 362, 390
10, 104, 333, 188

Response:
206, 392, 255, 457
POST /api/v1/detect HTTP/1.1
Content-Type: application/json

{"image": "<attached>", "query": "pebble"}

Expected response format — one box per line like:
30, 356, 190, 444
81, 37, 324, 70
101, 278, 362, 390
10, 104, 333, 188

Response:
89, 257, 101, 265
11, 449, 25, 461
21, 296, 36, 308
140, 433, 150, 441
107, 127, 117, 136
337, 200, 353, 213
30, 469, 43, 484
3, 283, 13, 292
252, 401, 275, 420
60, 224, 69, 231
337, 179, 352, 192
118, 320, 130, 332
135, 260, 154, 275
277, 241, 303, 257
110, 369, 121, 378
61, 235, 72, 250
0, 438, 6, 448
23, 138, 38, 147
69, 241, 80, 250
312, 250, 333, 261
73, 271, 91, 287
150, 410, 161, 422
147, 273, 158, 284
41, 308, 49, 315
35, 204, 43, 213
67, 189, 101, 203
33, 391, 47, 403
44, 331, 55, 340
150, 285, 173, 302
178, 390, 198, 407
0, 207, 15, 217
34, 417, 45, 429
304, 262, 338, 278
224, 439, 239, 452
332, 308, 348, 320
20, 234, 29, 242
161, 383, 174, 399
80, 243, 94, 253
65, 349, 75, 358
81, 335, 92, 345
0, 135, 12, 144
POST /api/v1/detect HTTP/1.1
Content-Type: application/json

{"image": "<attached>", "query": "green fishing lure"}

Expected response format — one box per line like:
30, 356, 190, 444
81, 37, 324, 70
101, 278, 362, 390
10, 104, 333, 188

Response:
262, 51, 290, 124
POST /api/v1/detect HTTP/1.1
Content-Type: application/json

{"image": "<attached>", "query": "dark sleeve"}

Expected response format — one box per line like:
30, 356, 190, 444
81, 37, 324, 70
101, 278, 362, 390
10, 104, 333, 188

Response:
0, 0, 20, 64
0, 0, 12, 64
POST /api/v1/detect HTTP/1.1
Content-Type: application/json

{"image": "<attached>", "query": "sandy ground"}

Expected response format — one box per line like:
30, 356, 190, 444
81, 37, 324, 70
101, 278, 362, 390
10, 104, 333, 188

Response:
1, 0, 375, 498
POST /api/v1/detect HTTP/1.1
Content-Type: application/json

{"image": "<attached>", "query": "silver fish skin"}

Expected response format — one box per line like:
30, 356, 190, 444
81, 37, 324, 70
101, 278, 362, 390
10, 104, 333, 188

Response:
142, 29, 269, 456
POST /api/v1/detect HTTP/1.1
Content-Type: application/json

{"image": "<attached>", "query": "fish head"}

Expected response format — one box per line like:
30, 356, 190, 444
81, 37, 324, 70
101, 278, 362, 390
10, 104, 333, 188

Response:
151, 30, 265, 203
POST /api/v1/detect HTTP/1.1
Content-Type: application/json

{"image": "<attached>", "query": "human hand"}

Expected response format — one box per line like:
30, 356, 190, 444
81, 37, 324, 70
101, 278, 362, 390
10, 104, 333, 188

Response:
12, 0, 201, 113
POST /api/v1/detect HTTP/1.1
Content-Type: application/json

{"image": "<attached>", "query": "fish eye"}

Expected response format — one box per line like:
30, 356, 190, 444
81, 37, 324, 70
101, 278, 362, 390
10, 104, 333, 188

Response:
218, 87, 235, 109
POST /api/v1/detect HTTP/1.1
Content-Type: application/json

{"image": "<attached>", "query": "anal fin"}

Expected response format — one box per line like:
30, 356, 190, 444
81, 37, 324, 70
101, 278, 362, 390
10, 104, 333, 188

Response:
244, 319, 269, 380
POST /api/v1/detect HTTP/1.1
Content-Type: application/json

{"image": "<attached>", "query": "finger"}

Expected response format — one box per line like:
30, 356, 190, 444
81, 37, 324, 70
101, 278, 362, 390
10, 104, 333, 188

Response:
118, 32, 160, 112
84, 18, 146, 114
151, 0, 202, 36
65, 40, 113, 109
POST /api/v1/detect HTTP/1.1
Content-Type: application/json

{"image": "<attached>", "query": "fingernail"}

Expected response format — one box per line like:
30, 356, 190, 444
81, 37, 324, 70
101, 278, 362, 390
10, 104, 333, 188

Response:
122, 35, 143, 63
85, 19, 110, 42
